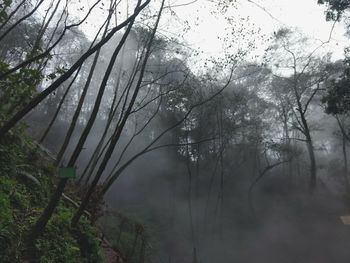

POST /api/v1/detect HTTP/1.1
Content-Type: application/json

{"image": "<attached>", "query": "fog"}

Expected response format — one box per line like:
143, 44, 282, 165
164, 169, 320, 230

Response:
2, 0, 350, 262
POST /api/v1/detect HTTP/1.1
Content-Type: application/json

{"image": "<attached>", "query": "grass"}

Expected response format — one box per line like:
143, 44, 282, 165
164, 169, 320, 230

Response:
0, 127, 104, 262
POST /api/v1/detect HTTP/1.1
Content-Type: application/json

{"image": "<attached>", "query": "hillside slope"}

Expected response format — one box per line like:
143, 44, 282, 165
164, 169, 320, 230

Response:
0, 128, 105, 262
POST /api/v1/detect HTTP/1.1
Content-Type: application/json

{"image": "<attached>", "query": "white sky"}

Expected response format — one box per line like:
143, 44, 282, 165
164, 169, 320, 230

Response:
38, 0, 348, 63
162, 0, 348, 61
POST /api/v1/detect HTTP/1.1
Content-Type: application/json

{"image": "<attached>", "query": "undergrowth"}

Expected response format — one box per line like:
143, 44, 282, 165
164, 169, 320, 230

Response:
0, 127, 104, 262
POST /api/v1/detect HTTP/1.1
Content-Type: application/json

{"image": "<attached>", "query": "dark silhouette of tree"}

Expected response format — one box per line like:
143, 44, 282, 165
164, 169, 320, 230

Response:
267, 28, 335, 193
0, 0, 151, 139
27, 0, 151, 241
70, 0, 167, 227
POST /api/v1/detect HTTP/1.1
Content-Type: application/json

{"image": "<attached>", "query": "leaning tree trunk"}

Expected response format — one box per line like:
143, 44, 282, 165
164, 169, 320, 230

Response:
28, 178, 68, 241
55, 27, 107, 165
0, 0, 150, 138
27, 0, 147, 241
71, 0, 166, 227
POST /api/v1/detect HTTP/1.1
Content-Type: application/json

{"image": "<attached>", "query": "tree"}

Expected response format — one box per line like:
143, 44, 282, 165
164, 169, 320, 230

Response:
319, 0, 350, 193
318, 0, 350, 21
0, 0, 151, 138
267, 28, 334, 193
27, 0, 152, 241
70, 0, 167, 227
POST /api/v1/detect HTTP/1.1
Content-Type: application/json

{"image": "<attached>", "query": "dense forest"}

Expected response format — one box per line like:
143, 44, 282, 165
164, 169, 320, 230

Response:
1, 0, 350, 262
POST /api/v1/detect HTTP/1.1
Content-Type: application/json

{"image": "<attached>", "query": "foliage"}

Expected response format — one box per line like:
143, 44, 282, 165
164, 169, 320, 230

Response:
322, 76, 350, 115
0, 60, 42, 122
36, 206, 104, 263
0, 0, 12, 24
318, 0, 350, 20
322, 50, 350, 114
0, 129, 104, 262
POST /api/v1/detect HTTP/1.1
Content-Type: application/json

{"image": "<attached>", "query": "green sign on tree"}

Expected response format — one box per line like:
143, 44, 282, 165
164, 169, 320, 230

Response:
59, 167, 76, 179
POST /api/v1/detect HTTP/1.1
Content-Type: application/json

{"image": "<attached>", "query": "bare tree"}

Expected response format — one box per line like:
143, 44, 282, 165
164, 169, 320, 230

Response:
268, 28, 334, 193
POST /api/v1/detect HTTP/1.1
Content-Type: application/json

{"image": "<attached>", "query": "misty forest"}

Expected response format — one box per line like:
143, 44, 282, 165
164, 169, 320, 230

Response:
1, 0, 350, 262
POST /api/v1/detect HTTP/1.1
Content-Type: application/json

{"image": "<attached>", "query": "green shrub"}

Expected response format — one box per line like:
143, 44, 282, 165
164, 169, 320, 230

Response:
0, 131, 104, 262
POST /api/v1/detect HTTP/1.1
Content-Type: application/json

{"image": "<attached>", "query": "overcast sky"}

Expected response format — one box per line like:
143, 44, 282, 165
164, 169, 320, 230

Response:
41, 0, 347, 64
162, 0, 347, 61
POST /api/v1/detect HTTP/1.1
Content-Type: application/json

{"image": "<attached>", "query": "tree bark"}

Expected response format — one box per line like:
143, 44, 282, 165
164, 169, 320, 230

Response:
342, 130, 350, 193
39, 67, 81, 144
28, 178, 68, 241
0, 0, 150, 138
27, 0, 149, 241
301, 111, 317, 193
55, 10, 113, 165
71, 0, 166, 227
306, 136, 316, 192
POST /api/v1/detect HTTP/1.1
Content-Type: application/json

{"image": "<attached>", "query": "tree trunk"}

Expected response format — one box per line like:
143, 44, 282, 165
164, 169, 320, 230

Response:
28, 178, 68, 241
27, 1, 148, 241
305, 136, 316, 193
55, 26, 107, 165
71, 0, 165, 227
0, 0, 150, 138
298, 104, 317, 193
39, 67, 81, 144
342, 134, 350, 194
78, 44, 127, 185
